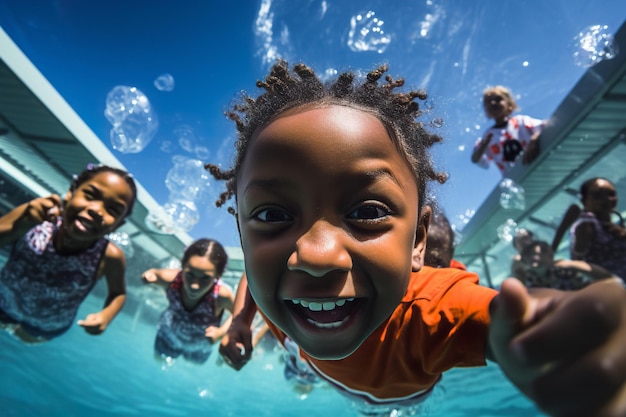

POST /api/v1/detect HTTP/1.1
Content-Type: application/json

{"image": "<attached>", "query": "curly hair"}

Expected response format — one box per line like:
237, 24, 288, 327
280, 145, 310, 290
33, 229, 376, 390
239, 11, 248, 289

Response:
70, 164, 137, 217
205, 60, 446, 215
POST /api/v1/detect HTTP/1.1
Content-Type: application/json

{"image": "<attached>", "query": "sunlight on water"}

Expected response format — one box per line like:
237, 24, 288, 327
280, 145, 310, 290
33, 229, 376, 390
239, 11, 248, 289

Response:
0, 287, 545, 417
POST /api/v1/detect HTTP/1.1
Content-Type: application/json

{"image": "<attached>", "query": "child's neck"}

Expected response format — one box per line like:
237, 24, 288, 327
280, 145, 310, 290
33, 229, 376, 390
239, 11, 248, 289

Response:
493, 116, 510, 128
53, 228, 89, 254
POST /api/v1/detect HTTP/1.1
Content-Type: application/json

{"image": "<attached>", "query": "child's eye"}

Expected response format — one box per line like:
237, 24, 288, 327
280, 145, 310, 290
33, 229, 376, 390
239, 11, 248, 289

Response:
347, 204, 391, 221
253, 207, 293, 223
107, 205, 125, 217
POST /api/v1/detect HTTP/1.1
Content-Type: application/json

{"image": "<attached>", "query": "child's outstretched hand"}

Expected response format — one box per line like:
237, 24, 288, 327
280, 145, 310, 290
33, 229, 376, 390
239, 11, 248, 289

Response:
205, 325, 222, 343
77, 312, 108, 335
489, 277, 626, 417
141, 269, 158, 283
219, 317, 253, 371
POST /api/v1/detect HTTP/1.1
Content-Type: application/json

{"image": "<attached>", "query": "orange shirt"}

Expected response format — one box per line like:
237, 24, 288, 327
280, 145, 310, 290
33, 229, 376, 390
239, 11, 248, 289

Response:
265, 266, 497, 403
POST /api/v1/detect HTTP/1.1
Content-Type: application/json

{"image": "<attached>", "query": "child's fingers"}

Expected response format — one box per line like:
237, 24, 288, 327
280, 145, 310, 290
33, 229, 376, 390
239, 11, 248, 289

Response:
529, 341, 626, 416
512, 279, 624, 367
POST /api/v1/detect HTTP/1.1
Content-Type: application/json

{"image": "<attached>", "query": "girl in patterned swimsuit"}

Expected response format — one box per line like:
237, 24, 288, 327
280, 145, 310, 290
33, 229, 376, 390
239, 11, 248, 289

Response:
570, 177, 626, 282
141, 238, 234, 364
0, 164, 137, 343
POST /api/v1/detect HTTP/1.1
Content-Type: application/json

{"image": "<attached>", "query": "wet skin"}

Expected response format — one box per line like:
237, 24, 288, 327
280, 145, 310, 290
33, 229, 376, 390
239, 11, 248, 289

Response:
181, 256, 218, 308
584, 178, 618, 216
57, 171, 133, 250
236, 104, 428, 360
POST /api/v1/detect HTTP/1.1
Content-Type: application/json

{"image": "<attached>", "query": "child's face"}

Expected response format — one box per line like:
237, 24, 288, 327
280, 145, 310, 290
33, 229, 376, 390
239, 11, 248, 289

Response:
585, 179, 618, 213
236, 104, 427, 360
182, 255, 218, 300
521, 244, 554, 273
483, 92, 513, 120
62, 171, 133, 243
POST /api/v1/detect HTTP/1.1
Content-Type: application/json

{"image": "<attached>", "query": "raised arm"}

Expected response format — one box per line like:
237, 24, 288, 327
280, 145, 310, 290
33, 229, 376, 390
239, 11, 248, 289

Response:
551, 204, 581, 252
0, 195, 62, 247
471, 132, 493, 163
219, 273, 258, 370
205, 284, 236, 342
553, 259, 617, 282
78, 243, 127, 335
140, 267, 180, 289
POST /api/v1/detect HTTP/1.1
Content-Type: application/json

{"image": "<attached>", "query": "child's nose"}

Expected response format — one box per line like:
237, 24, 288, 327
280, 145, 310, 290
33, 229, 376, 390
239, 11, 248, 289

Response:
287, 220, 352, 277
88, 205, 104, 222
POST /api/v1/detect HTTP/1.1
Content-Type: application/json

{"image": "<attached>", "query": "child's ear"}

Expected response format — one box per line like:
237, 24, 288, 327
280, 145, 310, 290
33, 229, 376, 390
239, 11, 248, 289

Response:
412, 205, 432, 272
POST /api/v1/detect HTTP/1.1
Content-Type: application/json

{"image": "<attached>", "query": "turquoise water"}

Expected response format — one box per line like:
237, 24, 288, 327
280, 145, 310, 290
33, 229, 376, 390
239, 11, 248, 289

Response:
1, 280, 544, 417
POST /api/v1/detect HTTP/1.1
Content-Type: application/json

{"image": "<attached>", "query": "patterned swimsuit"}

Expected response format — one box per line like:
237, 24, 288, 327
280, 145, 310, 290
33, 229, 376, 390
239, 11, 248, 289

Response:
154, 273, 223, 363
0, 220, 108, 338
570, 211, 626, 281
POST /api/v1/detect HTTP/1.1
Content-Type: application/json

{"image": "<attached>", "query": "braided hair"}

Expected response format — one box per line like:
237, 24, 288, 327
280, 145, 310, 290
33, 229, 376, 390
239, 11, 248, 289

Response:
205, 60, 446, 215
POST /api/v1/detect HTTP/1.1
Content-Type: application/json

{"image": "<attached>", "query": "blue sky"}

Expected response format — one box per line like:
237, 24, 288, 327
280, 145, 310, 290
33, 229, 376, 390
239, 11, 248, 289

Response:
0, 0, 625, 247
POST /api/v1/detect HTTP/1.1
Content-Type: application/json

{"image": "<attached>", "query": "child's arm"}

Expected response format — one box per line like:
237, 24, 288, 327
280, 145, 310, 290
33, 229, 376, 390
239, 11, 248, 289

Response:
205, 285, 235, 342
219, 273, 258, 370
77, 243, 127, 335
140, 268, 179, 289
551, 204, 581, 252
471, 132, 493, 164
488, 277, 626, 416
0, 195, 62, 247
553, 259, 617, 282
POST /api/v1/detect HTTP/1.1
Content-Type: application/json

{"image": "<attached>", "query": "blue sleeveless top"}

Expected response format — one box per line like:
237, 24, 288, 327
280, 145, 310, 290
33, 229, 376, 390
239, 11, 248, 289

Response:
0, 219, 108, 338
155, 273, 224, 359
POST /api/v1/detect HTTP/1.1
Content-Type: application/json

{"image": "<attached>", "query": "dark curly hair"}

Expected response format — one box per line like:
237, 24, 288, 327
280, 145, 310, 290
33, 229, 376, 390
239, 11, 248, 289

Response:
205, 60, 446, 215
70, 164, 137, 217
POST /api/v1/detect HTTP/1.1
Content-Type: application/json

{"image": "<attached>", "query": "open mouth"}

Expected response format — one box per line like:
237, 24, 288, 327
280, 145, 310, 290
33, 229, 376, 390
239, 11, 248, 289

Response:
286, 298, 362, 329
74, 217, 97, 233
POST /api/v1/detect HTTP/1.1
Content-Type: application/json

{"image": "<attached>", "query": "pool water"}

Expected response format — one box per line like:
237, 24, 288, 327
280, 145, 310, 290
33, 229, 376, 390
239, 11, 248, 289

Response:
0, 281, 544, 417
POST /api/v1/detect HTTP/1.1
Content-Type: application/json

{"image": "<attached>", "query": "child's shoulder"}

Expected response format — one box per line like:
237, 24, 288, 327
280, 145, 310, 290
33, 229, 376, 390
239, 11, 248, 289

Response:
406, 266, 489, 302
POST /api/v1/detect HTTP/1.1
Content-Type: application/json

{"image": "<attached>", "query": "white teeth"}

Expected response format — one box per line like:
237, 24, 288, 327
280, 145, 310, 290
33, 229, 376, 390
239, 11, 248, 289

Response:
290, 298, 353, 312
322, 302, 335, 311
308, 302, 323, 311
307, 317, 348, 328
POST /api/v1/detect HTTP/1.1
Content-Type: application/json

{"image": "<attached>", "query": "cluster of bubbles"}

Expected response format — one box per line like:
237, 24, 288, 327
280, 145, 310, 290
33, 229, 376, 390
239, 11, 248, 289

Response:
145, 156, 216, 234
153, 73, 175, 92
106, 231, 134, 258
572, 24, 619, 68
347, 10, 391, 54
499, 178, 526, 210
104, 86, 158, 153
496, 218, 518, 242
